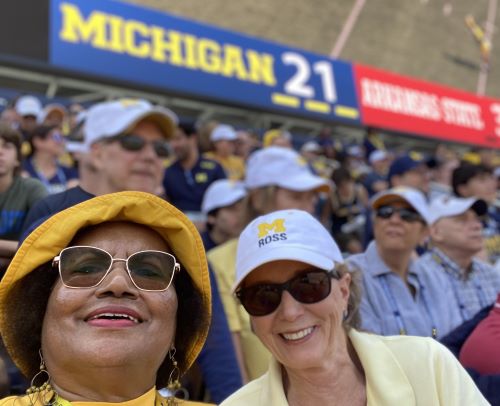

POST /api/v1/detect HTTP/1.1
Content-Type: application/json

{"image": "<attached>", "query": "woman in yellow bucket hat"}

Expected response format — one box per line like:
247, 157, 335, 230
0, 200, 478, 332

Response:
0, 191, 212, 405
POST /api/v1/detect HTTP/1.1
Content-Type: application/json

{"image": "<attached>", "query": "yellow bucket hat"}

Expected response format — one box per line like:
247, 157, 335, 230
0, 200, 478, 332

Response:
0, 191, 211, 377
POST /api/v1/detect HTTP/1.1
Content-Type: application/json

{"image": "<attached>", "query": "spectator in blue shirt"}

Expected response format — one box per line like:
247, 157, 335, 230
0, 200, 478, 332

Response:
363, 153, 432, 247
417, 196, 500, 324
23, 125, 79, 194
348, 187, 462, 338
163, 121, 226, 229
362, 149, 390, 197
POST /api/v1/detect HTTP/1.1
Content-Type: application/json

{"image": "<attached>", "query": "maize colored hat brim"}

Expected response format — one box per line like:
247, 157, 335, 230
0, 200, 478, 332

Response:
0, 191, 211, 376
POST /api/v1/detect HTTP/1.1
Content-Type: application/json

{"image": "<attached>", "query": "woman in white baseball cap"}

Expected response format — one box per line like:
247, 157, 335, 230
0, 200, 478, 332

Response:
207, 146, 330, 383
221, 209, 488, 406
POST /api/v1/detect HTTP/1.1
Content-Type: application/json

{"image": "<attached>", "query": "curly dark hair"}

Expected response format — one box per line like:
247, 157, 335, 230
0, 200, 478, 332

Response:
2, 259, 207, 389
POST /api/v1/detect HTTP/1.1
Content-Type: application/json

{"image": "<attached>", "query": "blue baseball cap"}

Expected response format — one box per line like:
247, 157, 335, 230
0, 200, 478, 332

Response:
387, 153, 429, 181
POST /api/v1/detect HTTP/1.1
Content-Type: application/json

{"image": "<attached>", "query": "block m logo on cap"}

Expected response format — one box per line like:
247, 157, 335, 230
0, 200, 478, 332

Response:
258, 219, 286, 238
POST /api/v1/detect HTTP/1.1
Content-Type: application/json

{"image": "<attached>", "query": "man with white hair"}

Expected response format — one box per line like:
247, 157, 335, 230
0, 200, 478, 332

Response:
416, 196, 500, 323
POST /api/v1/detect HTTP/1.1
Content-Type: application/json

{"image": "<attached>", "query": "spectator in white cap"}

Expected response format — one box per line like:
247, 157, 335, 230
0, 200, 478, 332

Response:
200, 179, 247, 251
416, 196, 500, 324
347, 187, 462, 338
208, 146, 330, 383
300, 140, 332, 180
363, 149, 390, 197
21, 98, 177, 237
14, 95, 42, 139
204, 124, 245, 180
221, 209, 487, 406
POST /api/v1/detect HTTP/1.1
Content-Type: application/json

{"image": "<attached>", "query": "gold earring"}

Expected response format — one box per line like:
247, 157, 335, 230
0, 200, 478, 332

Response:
25, 350, 54, 405
165, 347, 188, 405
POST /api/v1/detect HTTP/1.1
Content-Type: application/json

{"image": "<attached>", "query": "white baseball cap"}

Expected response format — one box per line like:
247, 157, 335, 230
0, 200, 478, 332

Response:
428, 196, 488, 224
201, 180, 247, 214
84, 99, 178, 148
210, 124, 237, 142
15, 95, 42, 117
245, 146, 330, 193
300, 141, 322, 154
369, 149, 388, 164
234, 209, 343, 291
371, 186, 431, 224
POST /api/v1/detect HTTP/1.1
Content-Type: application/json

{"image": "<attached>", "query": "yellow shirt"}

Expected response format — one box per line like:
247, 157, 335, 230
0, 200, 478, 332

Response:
207, 239, 270, 381
0, 387, 210, 405
220, 330, 489, 406
203, 153, 245, 181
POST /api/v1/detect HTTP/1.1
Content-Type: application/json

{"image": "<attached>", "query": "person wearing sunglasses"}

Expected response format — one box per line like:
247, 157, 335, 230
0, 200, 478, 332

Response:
23, 124, 79, 195
0, 191, 214, 405
221, 209, 487, 406
20, 98, 177, 237
207, 146, 330, 383
347, 187, 462, 338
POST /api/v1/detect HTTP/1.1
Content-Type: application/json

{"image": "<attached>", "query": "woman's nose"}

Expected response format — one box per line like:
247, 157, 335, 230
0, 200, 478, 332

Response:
277, 290, 305, 321
94, 264, 139, 298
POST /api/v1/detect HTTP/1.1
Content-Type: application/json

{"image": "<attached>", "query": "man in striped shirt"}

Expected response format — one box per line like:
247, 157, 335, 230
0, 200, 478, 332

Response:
417, 196, 500, 324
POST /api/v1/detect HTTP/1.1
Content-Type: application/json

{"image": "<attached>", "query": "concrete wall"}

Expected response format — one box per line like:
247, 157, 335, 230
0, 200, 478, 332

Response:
124, 0, 500, 98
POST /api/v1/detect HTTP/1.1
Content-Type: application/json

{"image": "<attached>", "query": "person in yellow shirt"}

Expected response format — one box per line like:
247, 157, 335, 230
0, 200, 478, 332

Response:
0, 192, 212, 405
204, 125, 245, 181
221, 209, 488, 406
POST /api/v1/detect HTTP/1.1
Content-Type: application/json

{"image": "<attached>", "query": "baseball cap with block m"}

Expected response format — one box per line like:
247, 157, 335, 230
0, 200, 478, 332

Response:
233, 209, 343, 291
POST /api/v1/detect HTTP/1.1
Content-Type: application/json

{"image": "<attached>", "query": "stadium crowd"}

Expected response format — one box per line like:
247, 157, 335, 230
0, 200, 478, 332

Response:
0, 94, 499, 405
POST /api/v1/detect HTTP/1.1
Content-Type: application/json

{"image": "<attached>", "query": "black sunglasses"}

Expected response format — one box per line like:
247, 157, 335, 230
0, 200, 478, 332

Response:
108, 134, 170, 158
235, 268, 340, 317
375, 205, 423, 223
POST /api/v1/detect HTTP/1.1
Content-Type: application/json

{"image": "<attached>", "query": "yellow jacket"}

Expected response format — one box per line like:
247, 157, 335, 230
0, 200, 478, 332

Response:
221, 329, 489, 406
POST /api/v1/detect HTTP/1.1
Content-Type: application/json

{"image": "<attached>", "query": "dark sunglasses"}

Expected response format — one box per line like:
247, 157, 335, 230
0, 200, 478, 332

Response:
108, 134, 170, 158
375, 205, 423, 223
235, 268, 340, 317
52, 246, 180, 291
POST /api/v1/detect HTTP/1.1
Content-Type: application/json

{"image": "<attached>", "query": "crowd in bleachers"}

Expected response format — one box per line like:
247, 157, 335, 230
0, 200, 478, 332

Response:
0, 94, 499, 404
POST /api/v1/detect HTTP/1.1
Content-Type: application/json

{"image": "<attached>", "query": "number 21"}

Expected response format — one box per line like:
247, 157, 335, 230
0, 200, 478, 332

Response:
282, 52, 337, 103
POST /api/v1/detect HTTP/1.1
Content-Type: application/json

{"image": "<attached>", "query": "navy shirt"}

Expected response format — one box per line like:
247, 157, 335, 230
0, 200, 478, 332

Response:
20, 186, 94, 241
163, 157, 226, 212
23, 158, 79, 195
200, 230, 218, 252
